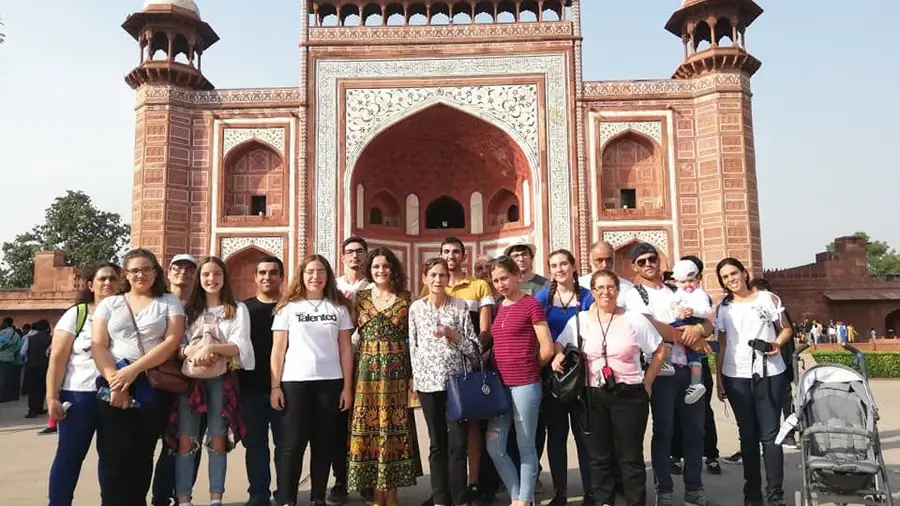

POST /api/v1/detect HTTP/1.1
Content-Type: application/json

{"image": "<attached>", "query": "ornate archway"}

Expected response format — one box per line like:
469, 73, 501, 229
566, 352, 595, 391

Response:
225, 246, 270, 301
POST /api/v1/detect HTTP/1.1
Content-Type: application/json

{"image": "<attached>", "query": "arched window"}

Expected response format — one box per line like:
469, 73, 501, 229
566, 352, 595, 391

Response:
507, 204, 519, 222
425, 195, 465, 229
369, 207, 383, 225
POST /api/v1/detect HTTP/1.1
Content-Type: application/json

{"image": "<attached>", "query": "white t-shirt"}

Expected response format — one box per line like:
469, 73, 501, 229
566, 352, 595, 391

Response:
673, 286, 712, 320
558, 309, 662, 386
54, 305, 99, 392
185, 303, 256, 371
578, 273, 633, 307
336, 275, 373, 299
623, 283, 680, 324
715, 290, 786, 379
272, 299, 354, 382
94, 294, 185, 363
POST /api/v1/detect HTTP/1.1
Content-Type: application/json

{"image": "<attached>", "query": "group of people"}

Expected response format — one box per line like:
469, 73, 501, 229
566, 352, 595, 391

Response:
0, 316, 53, 418
34, 234, 798, 506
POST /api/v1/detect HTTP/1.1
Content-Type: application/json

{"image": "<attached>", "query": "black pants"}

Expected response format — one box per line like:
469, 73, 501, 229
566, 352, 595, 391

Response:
332, 406, 350, 487
96, 398, 163, 506
585, 386, 649, 506
672, 358, 719, 460
280, 380, 342, 505
24, 365, 46, 415
418, 391, 469, 506
0, 362, 22, 401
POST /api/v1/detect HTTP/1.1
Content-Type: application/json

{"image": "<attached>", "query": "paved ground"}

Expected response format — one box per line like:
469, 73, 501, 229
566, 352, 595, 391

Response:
3, 379, 900, 506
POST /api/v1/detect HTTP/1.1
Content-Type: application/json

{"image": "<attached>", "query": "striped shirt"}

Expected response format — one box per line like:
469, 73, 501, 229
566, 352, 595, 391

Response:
445, 275, 494, 335
491, 295, 546, 386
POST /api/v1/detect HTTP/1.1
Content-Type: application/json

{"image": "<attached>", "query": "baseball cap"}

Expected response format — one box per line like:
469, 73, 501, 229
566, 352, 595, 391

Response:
672, 259, 700, 282
628, 242, 658, 263
170, 254, 198, 267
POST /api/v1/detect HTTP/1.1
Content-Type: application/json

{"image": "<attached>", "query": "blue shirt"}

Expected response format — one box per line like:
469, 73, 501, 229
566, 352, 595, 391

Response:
534, 286, 594, 341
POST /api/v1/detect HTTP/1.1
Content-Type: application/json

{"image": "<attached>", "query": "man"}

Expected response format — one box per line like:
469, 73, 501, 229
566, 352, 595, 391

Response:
670, 255, 721, 476
152, 254, 198, 506
442, 237, 495, 505
504, 240, 548, 295
329, 237, 373, 506
473, 253, 492, 284
0, 317, 23, 403
622, 243, 713, 506
23, 319, 51, 418
241, 256, 286, 506
577, 241, 633, 306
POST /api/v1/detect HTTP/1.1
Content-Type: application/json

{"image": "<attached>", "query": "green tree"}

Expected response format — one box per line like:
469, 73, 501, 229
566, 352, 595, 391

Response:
826, 231, 900, 277
0, 191, 131, 288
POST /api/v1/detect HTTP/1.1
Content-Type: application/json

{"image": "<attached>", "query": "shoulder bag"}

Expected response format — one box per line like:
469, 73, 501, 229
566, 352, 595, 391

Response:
549, 310, 587, 404
124, 295, 189, 394
447, 343, 509, 422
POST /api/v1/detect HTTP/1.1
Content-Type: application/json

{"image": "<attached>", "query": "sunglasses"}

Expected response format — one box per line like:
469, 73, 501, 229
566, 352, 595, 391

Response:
636, 255, 658, 267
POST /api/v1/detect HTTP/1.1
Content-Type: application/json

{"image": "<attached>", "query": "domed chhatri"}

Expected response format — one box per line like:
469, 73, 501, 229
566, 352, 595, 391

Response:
142, 0, 200, 17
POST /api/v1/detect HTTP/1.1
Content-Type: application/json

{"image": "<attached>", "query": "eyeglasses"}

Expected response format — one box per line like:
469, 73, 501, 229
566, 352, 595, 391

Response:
343, 248, 366, 256
304, 268, 327, 276
592, 285, 618, 292
636, 255, 658, 267
126, 267, 155, 277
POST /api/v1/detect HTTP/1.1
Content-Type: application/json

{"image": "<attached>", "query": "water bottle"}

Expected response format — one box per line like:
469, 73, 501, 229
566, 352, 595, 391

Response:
61, 401, 72, 412
97, 387, 140, 409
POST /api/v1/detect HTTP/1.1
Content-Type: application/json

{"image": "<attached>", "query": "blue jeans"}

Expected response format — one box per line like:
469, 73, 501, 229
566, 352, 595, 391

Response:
650, 367, 704, 494
176, 376, 227, 498
536, 394, 592, 495
722, 372, 787, 498
241, 388, 284, 503
49, 390, 103, 506
487, 381, 542, 502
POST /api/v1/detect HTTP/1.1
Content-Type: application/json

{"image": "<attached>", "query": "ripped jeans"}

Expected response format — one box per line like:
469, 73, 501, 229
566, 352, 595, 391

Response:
486, 381, 542, 503
176, 375, 227, 498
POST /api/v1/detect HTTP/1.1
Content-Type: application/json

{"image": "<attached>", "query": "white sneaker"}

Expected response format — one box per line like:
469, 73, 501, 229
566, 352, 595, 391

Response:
658, 363, 676, 377
684, 384, 706, 404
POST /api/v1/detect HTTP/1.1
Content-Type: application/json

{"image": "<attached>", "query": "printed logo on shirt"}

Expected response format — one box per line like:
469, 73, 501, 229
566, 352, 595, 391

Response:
295, 312, 338, 324
753, 305, 771, 322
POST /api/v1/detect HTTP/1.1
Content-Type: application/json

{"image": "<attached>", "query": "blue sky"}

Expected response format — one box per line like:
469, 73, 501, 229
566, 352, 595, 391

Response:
0, 0, 896, 269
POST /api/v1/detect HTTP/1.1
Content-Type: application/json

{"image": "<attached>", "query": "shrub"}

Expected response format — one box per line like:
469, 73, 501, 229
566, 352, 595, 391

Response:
810, 351, 900, 378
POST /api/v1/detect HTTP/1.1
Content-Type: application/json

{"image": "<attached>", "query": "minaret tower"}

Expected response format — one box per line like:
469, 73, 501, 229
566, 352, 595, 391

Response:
122, 0, 219, 90
665, 0, 762, 79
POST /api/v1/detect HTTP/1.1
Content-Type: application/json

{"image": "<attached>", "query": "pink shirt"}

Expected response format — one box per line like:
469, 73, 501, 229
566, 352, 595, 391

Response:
558, 310, 662, 387
491, 295, 546, 386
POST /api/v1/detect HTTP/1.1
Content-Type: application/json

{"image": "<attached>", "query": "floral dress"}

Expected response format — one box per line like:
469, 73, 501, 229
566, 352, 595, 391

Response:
347, 289, 422, 491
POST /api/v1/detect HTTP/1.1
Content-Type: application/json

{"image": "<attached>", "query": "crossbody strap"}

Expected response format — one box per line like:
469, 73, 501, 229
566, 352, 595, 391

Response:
122, 295, 147, 358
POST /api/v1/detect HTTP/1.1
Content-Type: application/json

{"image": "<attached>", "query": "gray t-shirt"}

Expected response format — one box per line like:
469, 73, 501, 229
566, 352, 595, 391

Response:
520, 273, 550, 296
94, 294, 185, 362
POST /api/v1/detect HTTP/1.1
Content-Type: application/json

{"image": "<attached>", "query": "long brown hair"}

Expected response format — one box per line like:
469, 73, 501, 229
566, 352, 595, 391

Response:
121, 248, 168, 297
275, 254, 349, 313
186, 256, 238, 324
418, 257, 449, 299
363, 247, 410, 299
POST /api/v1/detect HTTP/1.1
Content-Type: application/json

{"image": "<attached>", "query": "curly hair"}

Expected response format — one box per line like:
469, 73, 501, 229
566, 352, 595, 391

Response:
363, 247, 409, 298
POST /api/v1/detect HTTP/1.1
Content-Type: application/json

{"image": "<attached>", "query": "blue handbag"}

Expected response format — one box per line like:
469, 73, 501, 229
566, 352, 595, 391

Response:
447, 350, 510, 422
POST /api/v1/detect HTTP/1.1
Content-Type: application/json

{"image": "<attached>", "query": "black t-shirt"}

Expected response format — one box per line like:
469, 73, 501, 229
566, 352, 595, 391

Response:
239, 297, 278, 392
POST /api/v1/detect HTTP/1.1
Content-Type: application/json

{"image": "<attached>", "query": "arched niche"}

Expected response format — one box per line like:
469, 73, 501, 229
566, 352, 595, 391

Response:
224, 141, 286, 222
368, 190, 401, 228
599, 132, 666, 218
694, 20, 712, 51
487, 188, 521, 230
425, 195, 465, 230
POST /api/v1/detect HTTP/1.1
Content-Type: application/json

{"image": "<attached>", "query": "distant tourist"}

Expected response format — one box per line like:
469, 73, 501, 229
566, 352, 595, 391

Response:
504, 240, 549, 296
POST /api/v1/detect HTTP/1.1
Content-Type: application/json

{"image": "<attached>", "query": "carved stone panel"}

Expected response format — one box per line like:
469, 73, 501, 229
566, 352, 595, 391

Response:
222, 128, 286, 158
220, 236, 284, 261
598, 121, 663, 149
603, 230, 669, 257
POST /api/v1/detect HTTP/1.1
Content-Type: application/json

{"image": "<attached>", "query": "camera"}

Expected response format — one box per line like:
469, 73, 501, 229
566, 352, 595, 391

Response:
601, 365, 617, 391
748, 339, 772, 353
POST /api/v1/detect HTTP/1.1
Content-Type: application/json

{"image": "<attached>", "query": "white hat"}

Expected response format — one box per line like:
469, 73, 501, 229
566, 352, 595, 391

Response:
170, 254, 198, 267
504, 239, 537, 257
672, 259, 699, 282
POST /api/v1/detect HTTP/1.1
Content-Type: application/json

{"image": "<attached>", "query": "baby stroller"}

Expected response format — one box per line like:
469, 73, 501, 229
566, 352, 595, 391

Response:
786, 343, 893, 505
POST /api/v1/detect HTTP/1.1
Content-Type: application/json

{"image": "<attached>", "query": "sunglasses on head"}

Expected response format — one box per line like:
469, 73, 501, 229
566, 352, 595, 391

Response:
636, 255, 658, 267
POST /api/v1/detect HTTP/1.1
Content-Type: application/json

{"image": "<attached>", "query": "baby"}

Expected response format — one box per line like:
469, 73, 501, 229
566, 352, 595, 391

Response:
670, 259, 713, 404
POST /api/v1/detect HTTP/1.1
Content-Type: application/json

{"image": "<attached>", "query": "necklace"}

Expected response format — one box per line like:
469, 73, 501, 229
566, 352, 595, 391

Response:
306, 299, 325, 313
556, 289, 576, 309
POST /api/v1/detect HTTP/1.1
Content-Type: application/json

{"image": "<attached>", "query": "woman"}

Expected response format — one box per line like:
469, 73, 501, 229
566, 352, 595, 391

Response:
533, 249, 594, 506
347, 247, 421, 506
172, 256, 255, 506
91, 248, 185, 505
46, 263, 122, 506
409, 258, 480, 506
714, 258, 792, 506
486, 255, 554, 506
271, 254, 354, 506
553, 269, 667, 506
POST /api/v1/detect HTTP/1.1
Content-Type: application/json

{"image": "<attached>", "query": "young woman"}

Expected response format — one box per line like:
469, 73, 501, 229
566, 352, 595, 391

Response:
172, 256, 255, 506
409, 258, 480, 506
486, 255, 554, 506
46, 263, 122, 506
714, 258, 792, 506
271, 255, 354, 506
91, 248, 185, 505
347, 248, 421, 506
553, 270, 667, 506
533, 249, 594, 506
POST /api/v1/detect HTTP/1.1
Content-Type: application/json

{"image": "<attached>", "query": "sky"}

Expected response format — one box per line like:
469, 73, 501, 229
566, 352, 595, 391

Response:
0, 0, 897, 269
